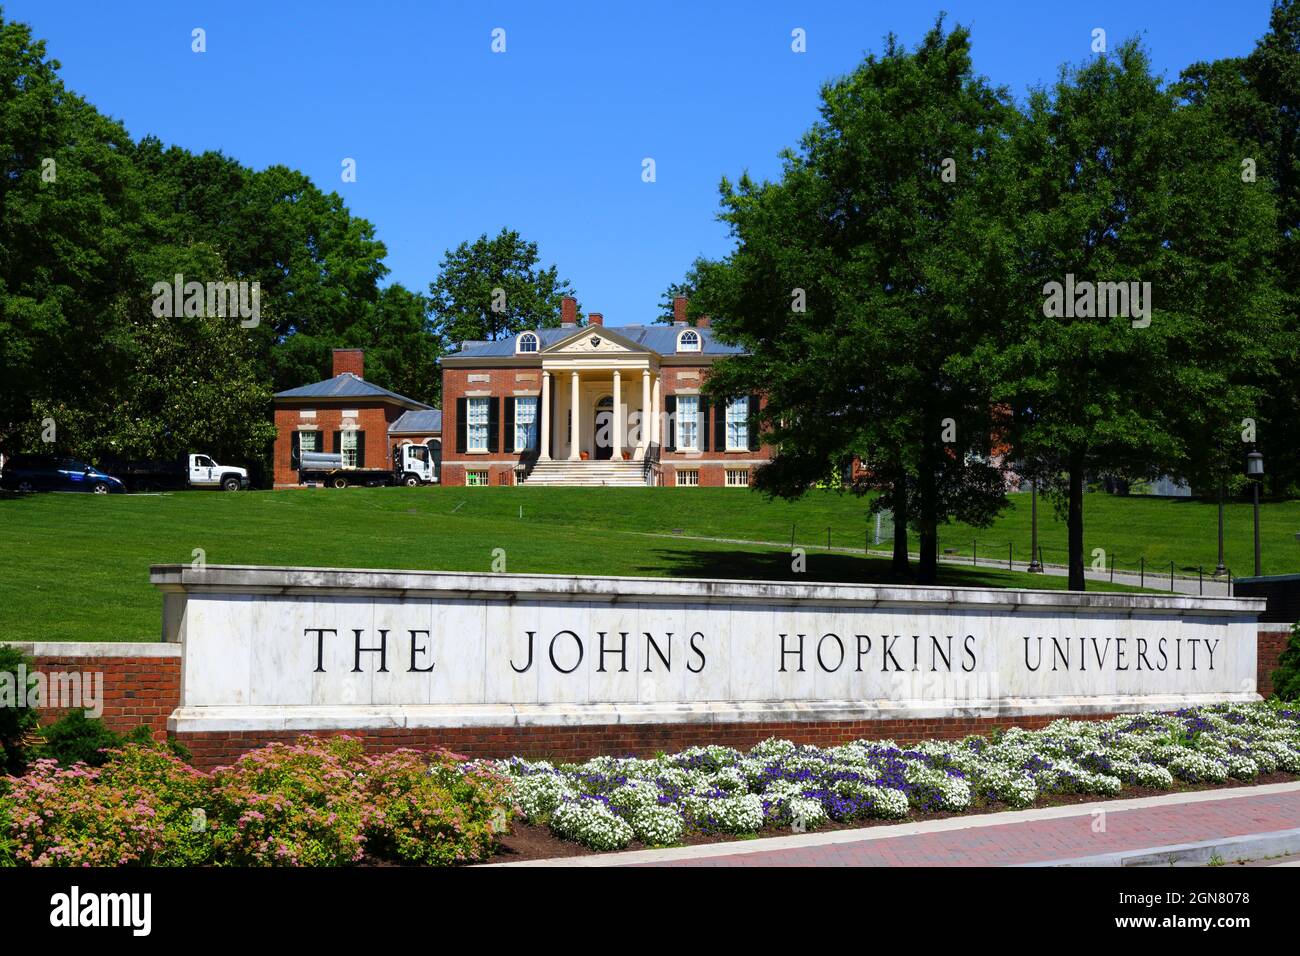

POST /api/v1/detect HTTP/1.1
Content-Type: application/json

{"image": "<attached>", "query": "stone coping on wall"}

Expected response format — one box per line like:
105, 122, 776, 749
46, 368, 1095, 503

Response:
1, 641, 180, 657
150, 564, 1268, 616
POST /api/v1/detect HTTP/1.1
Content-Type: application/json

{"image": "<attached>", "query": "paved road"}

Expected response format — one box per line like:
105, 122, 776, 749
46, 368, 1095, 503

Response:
500, 783, 1300, 867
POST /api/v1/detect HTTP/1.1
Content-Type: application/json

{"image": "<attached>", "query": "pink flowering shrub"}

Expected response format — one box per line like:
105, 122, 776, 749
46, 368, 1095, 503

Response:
363, 748, 515, 865
0, 782, 15, 867
4, 746, 212, 866
2, 735, 517, 868
209, 735, 370, 866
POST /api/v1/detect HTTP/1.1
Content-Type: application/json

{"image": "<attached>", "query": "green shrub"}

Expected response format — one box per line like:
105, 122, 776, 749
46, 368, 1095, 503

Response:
34, 712, 188, 768
0, 646, 39, 775
0, 781, 15, 867
209, 735, 370, 866
35, 710, 122, 767
6, 744, 213, 866
364, 749, 513, 865
1272, 623, 1300, 702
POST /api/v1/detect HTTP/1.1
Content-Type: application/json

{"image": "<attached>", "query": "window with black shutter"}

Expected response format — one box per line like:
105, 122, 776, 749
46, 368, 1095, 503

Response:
712, 399, 725, 452
455, 398, 467, 454
355, 431, 366, 468
505, 397, 516, 453
664, 395, 677, 451
749, 394, 761, 451
290, 432, 301, 470
487, 397, 501, 453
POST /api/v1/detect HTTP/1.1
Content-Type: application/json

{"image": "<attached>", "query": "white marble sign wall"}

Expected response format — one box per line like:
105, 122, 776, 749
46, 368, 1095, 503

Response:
150, 565, 1265, 733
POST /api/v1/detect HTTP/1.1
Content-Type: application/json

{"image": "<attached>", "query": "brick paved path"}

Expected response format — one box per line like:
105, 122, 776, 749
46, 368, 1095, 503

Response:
641, 787, 1300, 866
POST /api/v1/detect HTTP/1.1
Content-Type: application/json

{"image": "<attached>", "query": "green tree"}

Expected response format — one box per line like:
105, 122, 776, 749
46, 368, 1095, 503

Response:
987, 41, 1279, 589
1, 8, 420, 474
97, 244, 279, 470
429, 228, 577, 347
0, 11, 142, 450
1179, 0, 1300, 494
696, 19, 1017, 582
342, 284, 442, 407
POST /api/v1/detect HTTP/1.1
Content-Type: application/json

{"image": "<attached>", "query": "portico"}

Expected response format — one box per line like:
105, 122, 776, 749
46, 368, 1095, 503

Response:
536, 329, 661, 463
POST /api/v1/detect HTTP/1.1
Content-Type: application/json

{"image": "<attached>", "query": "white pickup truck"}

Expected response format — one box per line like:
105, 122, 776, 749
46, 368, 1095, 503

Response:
185, 454, 251, 491
107, 453, 252, 492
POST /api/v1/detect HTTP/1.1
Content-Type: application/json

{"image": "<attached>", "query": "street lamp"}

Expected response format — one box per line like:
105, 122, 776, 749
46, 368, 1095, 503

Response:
1246, 450, 1264, 577
1214, 478, 1227, 577
1027, 477, 1043, 573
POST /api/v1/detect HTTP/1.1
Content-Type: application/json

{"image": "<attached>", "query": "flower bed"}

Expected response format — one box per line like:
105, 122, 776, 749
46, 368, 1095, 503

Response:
500, 701, 1300, 852
0, 736, 515, 867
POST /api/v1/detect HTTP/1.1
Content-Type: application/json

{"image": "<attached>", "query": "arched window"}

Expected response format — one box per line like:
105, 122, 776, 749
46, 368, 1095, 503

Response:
517, 331, 539, 353
677, 328, 701, 352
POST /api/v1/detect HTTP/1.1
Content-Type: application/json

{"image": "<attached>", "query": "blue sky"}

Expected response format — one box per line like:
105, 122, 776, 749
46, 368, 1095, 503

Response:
3, 0, 1276, 323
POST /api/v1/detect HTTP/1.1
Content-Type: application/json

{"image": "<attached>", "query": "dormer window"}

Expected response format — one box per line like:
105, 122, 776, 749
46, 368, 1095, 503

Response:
677, 328, 701, 353
517, 331, 539, 354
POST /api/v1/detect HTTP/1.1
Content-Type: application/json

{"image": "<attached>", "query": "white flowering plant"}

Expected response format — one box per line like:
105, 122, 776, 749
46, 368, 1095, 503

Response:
497, 702, 1300, 852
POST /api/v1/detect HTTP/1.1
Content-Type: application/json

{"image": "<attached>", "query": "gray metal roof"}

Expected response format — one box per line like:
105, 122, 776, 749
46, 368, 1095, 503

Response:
274, 373, 432, 409
448, 324, 746, 359
389, 409, 443, 434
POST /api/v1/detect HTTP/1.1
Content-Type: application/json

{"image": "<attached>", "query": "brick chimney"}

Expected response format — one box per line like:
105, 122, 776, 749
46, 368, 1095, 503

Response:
672, 295, 688, 327
561, 296, 577, 327
588, 312, 603, 326
332, 348, 364, 378
696, 315, 711, 329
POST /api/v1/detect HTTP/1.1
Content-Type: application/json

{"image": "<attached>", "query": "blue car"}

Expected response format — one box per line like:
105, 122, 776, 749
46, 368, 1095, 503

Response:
0, 455, 127, 494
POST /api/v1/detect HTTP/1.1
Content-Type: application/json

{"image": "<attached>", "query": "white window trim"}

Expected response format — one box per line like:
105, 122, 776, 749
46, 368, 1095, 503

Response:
677, 395, 700, 452
340, 429, 359, 469
467, 396, 490, 453
676, 328, 701, 353
516, 332, 539, 354
725, 467, 750, 487
676, 469, 699, 487
514, 395, 539, 453
466, 470, 490, 487
725, 396, 750, 452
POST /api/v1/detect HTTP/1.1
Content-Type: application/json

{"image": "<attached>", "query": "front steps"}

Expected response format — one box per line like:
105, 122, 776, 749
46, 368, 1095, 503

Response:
524, 459, 648, 487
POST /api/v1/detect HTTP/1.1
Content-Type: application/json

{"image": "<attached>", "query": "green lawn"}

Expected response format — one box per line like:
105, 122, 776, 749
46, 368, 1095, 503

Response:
1, 486, 1295, 643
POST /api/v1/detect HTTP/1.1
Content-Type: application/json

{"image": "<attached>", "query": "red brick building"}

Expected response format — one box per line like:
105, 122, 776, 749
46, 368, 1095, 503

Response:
439, 296, 772, 487
271, 349, 439, 488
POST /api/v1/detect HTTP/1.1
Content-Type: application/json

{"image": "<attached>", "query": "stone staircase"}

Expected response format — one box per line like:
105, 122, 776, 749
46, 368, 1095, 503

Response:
524, 459, 648, 487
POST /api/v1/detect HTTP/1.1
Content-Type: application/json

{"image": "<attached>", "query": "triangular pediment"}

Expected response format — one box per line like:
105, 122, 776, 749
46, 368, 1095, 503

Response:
543, 326, 649, 356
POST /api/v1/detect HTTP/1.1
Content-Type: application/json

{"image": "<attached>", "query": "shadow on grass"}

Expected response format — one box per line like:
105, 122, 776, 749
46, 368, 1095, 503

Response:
636, 547, 1064, 589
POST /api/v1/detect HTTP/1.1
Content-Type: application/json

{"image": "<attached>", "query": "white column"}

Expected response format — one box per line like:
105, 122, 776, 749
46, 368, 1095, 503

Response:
539, 371, 551, 461
568, 371, 580, 460
612, 370, 623, 460
651, 375, 661, 445
640, 370, 652, 452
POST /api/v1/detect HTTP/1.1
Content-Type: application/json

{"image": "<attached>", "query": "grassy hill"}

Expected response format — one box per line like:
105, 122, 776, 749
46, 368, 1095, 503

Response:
2, 486, 1296, 643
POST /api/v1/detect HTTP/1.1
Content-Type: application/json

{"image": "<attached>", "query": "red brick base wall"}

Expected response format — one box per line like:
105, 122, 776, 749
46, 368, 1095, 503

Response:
15, 624, 1293, 769
26, 654, 181, 739
1258, 625, 1293, 698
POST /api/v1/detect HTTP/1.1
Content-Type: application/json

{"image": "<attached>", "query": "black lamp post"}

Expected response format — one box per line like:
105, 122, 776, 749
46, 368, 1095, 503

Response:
1027, 478, 1043, 573
1214, 478, 1227, 577
1246, 450, 1264, 577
